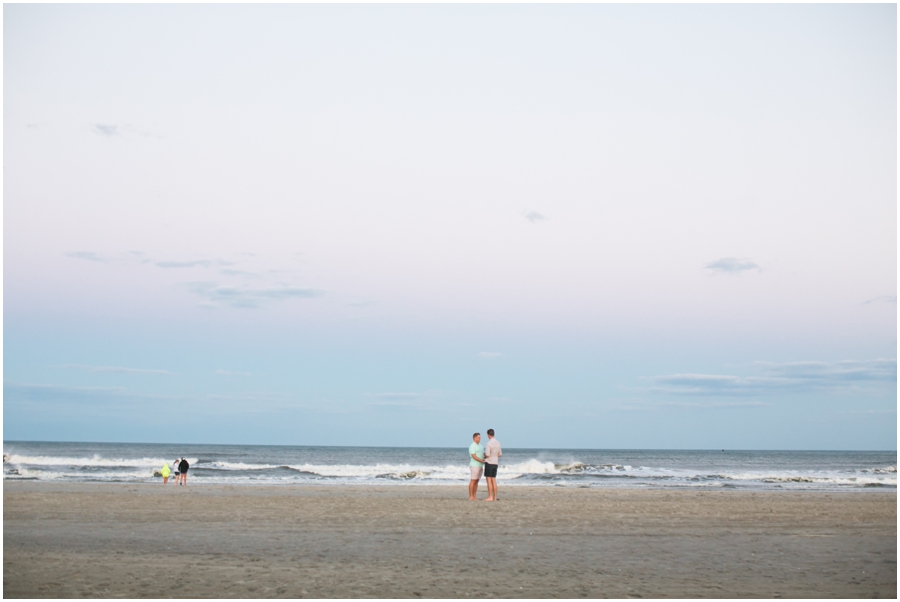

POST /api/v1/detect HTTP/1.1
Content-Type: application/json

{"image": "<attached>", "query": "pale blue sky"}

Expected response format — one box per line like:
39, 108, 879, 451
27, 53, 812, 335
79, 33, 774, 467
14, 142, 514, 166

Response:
4, 4, 896, 449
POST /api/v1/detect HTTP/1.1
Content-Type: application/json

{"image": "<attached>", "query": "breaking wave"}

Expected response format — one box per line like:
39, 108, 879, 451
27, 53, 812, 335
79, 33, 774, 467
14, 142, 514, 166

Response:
4, 445, 896, 490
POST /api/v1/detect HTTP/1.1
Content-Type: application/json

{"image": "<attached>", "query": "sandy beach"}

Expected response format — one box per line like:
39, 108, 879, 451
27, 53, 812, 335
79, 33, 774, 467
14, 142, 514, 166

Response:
3, 482, 895, 598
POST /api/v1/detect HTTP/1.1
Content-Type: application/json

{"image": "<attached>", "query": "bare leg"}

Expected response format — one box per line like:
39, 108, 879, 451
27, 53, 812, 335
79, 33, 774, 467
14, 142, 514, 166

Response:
469, 479, 478, 500
163, 476, 168, 485
484, 477, 497, 501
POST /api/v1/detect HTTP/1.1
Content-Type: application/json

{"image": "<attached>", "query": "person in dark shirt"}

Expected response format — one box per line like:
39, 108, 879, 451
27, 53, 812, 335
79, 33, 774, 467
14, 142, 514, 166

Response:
178, 457, 190, 485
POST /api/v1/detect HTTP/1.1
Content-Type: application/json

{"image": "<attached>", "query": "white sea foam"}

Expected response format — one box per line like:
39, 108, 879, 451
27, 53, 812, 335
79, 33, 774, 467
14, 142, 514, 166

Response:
285, 463, 464, 479
861, 466, 896, 474
5, 466, 164, 481
4, 448, 896, 490
281, 459, 575, 480
4, 454, 194, 468
715, 471, 897, 487
198, 461, 280, 471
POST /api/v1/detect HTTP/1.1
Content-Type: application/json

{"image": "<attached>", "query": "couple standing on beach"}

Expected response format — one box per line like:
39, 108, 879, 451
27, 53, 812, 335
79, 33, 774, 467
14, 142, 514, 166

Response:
160, 457, 190, 485
468, 429, 502, 501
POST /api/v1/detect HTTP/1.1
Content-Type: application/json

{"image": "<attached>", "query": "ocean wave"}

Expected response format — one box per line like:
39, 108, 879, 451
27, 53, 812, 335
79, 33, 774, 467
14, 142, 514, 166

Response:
761, 476, 895, 486
861, 466, 896, 474
4, 466, 162, 481
282, 463, 464, 479
4, 454, 196, 469
376, 470, 434, 480
196, 461, 280, 471
4, 450, 896, 490
715, 472, 897, 486
188, 459, 626, 480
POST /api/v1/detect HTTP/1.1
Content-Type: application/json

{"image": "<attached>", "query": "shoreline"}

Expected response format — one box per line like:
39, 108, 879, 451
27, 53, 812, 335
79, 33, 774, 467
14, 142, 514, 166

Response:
6, 444, 895, 491
3, 479, 897, 492
5, 482, 896, 598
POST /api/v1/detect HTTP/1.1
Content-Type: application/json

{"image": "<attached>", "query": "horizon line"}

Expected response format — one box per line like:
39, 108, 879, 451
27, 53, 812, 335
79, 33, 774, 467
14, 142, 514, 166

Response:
3, 439, 896, 453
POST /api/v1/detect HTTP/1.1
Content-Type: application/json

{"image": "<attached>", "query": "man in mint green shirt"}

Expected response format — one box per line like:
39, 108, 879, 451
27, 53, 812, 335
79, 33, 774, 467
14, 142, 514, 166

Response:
468, 432, 485, 501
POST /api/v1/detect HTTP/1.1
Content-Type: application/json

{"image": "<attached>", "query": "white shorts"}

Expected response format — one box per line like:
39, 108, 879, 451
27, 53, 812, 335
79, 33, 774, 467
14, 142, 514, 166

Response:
470, 466, 484, 480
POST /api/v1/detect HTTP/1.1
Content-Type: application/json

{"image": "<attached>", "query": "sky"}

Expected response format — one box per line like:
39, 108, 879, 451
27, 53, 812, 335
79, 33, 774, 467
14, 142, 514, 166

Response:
4, 4, 896, 450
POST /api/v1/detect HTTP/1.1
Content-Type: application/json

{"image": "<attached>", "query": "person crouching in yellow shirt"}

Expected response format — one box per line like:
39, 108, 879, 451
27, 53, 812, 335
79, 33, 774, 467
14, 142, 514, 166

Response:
160, 462, 171, 484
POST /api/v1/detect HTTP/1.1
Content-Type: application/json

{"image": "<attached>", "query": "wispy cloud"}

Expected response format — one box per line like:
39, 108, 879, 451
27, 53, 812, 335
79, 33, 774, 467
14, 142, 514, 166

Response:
91, 123, 152, 137
608, 398, 773, 411
525, 211, 547, 223
648, 374, 793, 396
4, 382, 304, 416
2, 382, 158, 417
92, 124, 119, 136
753, 359, 896, 382
366, 392, 422, 401
60, 364, 173, 375
215, 369, 252, 376
186, 282, 324, 308
202, 390, 301, 412
704, 257, 760, 274
646, 359, 896, 397
863, 295, 897, 305
362, 391, 445, 409
220, 269, 260, 278
156, 259, 235, 269
64, 251, 322, 309
65, 251, 152, 265
66, 251, 240, 270
5, 382, 126, 400
366, 399, 434, 410
479, 351, 502, 359
66, 251, 109, 263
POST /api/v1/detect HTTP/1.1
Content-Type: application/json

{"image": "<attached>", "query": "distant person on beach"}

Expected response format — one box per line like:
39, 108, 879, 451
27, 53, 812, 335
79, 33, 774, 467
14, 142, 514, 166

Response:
468, 432, 485, 501
483, 429, 502, 502
173, 459, 181, 484
160, 462, 171, 484
178, 457, 189, 485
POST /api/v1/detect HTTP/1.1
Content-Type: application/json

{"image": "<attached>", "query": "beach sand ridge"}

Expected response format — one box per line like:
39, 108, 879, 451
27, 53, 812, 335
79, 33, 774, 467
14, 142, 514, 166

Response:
4, 483, 896, 598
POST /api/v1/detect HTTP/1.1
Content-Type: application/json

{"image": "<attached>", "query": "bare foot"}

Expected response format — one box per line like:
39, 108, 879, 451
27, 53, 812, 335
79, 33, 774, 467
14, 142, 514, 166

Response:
483, 498, 495, 502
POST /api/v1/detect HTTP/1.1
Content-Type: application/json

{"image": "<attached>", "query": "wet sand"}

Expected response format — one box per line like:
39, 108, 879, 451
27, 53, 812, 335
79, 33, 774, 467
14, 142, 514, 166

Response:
3, 482, 896, 598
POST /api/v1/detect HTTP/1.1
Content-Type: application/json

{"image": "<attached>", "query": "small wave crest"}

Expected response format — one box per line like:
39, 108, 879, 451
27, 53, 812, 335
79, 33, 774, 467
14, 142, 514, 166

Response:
377, 470, 434, 480
862, 466, 896, 474
196, 461, 280, 471
715, 472, 897, 487
4, 453, 195, 469
4, 448, 895, 490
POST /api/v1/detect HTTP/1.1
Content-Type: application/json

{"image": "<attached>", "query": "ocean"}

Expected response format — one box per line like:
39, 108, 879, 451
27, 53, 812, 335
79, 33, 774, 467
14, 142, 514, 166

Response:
3, 441, 895, 491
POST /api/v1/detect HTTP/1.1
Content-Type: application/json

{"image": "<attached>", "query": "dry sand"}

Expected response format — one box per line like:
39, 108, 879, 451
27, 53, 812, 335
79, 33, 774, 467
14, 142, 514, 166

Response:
3, 482, 896, 598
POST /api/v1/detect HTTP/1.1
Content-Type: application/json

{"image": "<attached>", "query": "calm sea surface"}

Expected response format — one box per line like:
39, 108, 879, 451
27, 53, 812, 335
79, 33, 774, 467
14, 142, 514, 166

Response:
3, 441, 895, 491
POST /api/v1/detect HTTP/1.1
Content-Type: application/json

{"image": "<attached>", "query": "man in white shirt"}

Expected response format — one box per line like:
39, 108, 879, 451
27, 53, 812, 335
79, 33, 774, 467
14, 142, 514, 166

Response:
468, 433, 485, 501
483, 428, 502, 502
